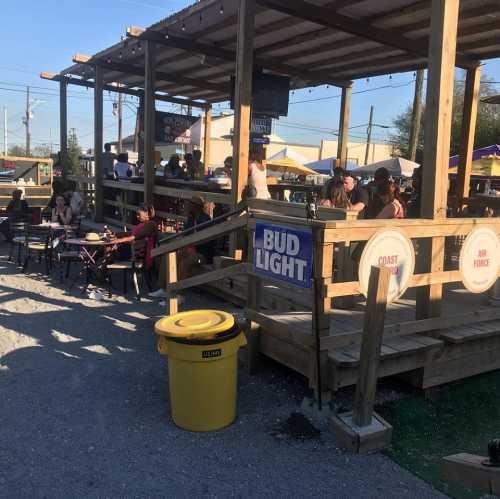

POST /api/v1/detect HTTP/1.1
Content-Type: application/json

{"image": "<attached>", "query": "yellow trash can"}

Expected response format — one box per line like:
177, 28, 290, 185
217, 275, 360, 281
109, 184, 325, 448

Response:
155, 310, 247, 432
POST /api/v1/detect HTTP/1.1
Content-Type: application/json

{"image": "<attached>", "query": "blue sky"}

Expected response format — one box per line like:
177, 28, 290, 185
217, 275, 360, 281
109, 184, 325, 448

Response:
1, 0, 499, 152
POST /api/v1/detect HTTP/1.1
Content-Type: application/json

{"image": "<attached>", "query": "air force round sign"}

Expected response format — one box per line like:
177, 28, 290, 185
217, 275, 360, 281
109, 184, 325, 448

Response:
459, 227, 500, 294
359, 229, 415, 303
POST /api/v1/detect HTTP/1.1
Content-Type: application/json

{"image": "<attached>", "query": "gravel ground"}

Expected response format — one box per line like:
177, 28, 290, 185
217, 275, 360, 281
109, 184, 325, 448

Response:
0, 245, 447, 499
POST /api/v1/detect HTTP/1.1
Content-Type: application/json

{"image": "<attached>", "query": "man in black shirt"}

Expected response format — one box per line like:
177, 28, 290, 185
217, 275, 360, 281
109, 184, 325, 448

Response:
343, 175, 368, 214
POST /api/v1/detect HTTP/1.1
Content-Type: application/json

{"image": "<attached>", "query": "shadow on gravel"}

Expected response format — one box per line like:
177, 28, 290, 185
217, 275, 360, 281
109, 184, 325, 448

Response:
0, 250, 446, 498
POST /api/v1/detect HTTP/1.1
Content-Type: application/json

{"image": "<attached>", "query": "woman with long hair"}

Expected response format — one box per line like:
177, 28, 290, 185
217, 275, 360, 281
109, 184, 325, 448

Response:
376, 181, 406, 219
319, 178, 349, 209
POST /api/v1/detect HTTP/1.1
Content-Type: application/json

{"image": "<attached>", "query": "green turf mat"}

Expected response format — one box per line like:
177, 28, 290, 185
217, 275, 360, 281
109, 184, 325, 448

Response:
378, 371, 500, 498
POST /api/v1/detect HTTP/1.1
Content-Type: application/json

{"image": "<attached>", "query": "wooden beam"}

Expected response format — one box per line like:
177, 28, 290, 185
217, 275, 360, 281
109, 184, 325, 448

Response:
421, 0, 459, 220
255, 0, 475, 69
127, 26, 349, 88
151, 215, 247, 258
203, 107, 212, 169
168, 263, 251, 293
442, 453, 500, 495
337, 85, 351, 168
417, 0, 460, 321
59, 78, 68, 180
231, 0, 255, 208
456, 65, 481, 204
73, 53, 229, 95
143, 40, 156, 206
41, 72, 209, 109
94, 65, 104, 222
353, 266, 391, 427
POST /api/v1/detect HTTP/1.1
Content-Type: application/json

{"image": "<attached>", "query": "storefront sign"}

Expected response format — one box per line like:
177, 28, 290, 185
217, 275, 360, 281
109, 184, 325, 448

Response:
459, 227, 500, 293
251, 115, 272, 135
359, 229, 415, 303
253, 223, 312, 288
155, 111, 198, 144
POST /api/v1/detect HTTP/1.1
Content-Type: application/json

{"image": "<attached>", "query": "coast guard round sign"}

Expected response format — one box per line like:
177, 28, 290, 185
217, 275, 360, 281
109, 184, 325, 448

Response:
459, 227, 500, 293
359, 229, 415, 303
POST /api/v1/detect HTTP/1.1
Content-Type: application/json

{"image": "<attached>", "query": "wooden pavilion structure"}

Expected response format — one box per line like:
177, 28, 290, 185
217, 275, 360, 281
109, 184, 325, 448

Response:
42, 0, 500, 394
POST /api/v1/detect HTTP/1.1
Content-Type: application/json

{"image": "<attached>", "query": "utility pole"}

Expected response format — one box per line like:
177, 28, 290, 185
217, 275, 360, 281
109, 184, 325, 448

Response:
118, 92, 123, 153
25, 86, 31, 156
3, 107, 7, 156
409, 69, 425, 162
364, 105, 374, 165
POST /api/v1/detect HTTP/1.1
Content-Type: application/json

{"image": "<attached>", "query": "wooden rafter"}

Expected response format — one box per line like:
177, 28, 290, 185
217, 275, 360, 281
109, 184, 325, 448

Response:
274, 7, 498, 73
73, 53, 230, 95
256, 0, 477, 69
127, 26, 349, 87
40, 71, 209, 109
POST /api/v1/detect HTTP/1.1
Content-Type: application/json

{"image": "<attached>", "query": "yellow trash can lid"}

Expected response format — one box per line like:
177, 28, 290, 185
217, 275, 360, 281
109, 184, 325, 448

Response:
155, 310, 235, 340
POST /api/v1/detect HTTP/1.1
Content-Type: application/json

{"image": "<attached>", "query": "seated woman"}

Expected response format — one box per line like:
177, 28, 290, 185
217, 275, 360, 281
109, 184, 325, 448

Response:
376, 181, 406, 219
179, 196, 215, 279
52, 195, 73, 225
111, 204, 158, 270
319, 178, 349, 209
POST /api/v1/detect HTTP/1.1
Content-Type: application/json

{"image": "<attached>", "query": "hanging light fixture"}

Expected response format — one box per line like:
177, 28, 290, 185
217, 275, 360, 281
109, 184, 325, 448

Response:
182, 21, 186, 31
220, 4, 224, 14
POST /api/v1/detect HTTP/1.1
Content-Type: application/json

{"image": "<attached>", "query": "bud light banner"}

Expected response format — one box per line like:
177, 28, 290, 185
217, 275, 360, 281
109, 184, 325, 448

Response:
253, 223, 313, 289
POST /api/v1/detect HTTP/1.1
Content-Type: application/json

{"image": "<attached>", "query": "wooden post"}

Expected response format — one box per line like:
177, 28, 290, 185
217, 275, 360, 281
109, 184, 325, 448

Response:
59, 78, 68, 180
331, 265, 393, 454
231, 0, 255, 208
408, 69, 424, 162
203, 107, 212, 173
165, 252, 178, 315
455, 65, 481, 208
416, 0, 459, 319
94, 65, 104, 222
313, 231, 334, 336
246, 229, 262, 374
337, 85, 352, 168
137, 96, 144, 159
353, 266, 391, 427
144, 40, 156, 206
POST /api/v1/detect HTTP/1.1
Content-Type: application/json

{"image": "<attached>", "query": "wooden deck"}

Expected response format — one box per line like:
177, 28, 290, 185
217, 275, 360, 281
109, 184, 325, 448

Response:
244, 283, 500, 391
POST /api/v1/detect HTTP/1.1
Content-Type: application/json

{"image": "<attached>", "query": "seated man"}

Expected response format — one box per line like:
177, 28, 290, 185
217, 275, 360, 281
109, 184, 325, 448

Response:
0, 189, 30, 241
343, 175, 369, 214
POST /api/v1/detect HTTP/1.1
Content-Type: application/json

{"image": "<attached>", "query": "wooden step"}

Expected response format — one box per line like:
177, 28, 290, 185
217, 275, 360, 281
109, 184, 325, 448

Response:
439, 320, 500, 344
329, 334, 443, 367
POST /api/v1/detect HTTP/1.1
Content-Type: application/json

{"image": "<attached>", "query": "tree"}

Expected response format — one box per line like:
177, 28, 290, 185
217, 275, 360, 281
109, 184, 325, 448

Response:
390, 73, 500, 162
32, 145, 51, 158
7, 145, 27, 157
67, 128, 82, 176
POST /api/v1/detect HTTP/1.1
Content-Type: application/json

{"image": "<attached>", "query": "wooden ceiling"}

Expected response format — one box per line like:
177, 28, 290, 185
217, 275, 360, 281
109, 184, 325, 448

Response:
59, 0, 500, 104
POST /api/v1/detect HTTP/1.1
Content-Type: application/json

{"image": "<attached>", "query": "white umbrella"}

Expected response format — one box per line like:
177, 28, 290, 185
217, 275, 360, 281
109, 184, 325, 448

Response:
353, 157, 419, 178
